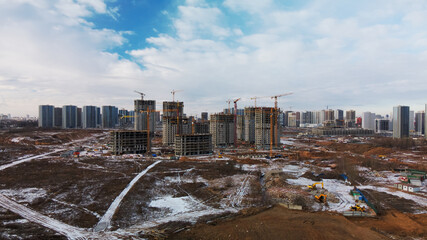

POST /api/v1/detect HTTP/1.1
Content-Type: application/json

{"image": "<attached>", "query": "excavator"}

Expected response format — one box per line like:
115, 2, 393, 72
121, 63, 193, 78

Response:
307, 182, 324, 190
314, 194, 327, 203
350, 204, 366, 212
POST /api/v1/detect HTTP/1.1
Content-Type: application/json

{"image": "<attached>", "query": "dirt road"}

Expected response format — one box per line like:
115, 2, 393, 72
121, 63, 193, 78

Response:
95, 160, 161, 232
0, 149, 64, 171
0, 194, 92, 239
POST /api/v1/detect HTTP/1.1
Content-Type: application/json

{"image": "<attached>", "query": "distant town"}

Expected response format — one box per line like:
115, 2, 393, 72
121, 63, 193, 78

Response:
33, 91, 426, 156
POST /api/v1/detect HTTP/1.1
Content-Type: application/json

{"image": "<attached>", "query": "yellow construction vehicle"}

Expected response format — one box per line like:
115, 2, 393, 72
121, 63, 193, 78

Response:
307, 182, 324, 190
315, 194, 327, 203
350, 204, 366, 212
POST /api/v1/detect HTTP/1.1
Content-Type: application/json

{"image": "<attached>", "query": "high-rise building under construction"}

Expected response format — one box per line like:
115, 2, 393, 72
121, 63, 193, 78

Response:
134, 98, 156, 133
210, 113, 234, 147
162, 101, 191, 146
254, 107, 280, 149
244, 107, 256, 143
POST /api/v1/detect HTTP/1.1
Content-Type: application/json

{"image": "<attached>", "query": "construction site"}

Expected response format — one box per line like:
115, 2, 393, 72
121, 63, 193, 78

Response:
0, 91, 426, 240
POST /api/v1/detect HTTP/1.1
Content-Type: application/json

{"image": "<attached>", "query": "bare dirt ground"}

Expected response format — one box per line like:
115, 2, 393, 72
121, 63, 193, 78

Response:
0, 128, 105, 164
349, 210, 427, 239
172, 205, 387, 240
0, 207, 66, 240
0, 156, 150, 228
112, 160, 253, 230
0, 129, 426, 239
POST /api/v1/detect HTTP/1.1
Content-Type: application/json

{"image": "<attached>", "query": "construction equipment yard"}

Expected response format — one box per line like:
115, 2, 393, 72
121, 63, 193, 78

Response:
0, 128, 426, 239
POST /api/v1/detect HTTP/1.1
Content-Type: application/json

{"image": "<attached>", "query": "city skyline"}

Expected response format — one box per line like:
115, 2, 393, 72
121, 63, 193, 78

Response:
3, 101, 427, 119
1, 0, 427, 116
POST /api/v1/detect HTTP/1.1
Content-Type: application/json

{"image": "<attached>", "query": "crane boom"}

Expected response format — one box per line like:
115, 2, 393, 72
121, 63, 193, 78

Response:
250, 96, 270, 107
271, 92, 293, 110
134, 90, 145, 100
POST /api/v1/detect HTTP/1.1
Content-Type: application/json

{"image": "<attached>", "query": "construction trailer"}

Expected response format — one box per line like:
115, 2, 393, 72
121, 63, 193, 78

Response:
110, 130, 149, 155
393, 183, 421, 192
174, 133, 213, 156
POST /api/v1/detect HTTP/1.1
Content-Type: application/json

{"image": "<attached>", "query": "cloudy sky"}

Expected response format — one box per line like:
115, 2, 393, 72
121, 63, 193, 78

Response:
1, 0, 427, 117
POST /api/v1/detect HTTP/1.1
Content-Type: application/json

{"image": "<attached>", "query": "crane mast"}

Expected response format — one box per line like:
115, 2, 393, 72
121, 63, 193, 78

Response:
233, 98, 241, 147
171, 89, 183, 102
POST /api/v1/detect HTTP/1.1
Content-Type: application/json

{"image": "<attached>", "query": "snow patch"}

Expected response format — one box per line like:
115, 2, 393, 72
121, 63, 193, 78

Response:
149, 196, 201, 215
282, 164, 308, 177
281, 140, 294, 145
286, 177, 314, 186
287, 178, 357, 212
3, 219, 29, 224
11, 137, 27, 143
241, 164, 260, 171
0, 188, 46, 204
357, 166, 370, 171
164, 176, 206, 184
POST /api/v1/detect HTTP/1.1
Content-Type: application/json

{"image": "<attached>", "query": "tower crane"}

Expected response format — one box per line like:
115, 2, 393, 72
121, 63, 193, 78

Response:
226, 99, 232, 114
171, 89, 183, 102
134, 90, 145, 100
250, 96, 269, 108
233, 98, 241, 147
271, 92, 293, 111
269, 92, 293, 157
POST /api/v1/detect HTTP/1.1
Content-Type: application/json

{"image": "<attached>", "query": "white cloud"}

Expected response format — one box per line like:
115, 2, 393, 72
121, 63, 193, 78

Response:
223, 0, 273, 14
130, 0, 427, 115
0, 1, 143, 116
2, 0, 427, 117
174, 5, 230, 40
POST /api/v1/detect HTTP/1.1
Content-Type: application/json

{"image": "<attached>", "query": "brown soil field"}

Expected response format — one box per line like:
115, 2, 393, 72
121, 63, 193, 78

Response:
363, 147, 394, 156
0, 207, 66, 239
360, 189, 425, 214
0, 157, 151, 228
172, 205, 388, 240
0, 129, 107, 163
349, 211, 427, 239
112, 160, 251, 230
326, 142, 374, 155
